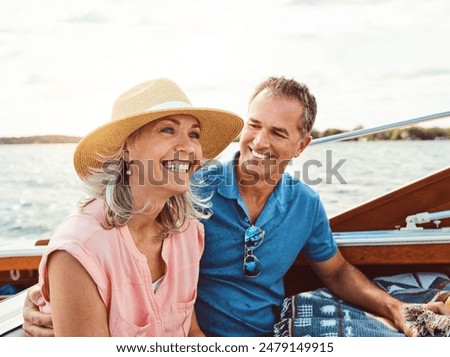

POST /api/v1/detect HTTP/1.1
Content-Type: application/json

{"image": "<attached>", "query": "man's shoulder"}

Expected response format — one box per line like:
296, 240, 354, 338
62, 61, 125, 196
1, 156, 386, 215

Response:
282, 172, 320, 199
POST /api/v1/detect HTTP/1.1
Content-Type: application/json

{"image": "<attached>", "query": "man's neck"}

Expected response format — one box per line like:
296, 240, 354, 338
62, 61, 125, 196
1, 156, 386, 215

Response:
236, 163, 282, 224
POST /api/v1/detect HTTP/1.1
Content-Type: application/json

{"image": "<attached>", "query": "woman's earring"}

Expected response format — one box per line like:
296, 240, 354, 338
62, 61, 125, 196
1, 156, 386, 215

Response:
123, 149, 132, 176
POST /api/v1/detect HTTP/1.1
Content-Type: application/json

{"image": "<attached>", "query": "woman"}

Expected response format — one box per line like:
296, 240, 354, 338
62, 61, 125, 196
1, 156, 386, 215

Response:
37, 78, 243, 336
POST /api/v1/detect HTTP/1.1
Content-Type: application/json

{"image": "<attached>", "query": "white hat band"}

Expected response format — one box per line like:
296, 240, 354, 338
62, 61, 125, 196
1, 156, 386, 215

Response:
146, 100, 192, 111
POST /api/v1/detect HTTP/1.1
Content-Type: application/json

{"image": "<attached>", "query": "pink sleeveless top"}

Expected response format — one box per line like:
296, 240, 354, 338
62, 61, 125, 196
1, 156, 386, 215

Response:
39, 200, 204, 336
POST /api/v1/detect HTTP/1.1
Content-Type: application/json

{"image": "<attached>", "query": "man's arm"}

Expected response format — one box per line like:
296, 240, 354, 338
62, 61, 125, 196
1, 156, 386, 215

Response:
309, 250, 450, 336
22, 284, 54, 337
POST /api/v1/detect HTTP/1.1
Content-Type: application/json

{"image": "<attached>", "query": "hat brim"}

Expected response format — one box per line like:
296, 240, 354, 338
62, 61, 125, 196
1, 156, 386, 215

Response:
74, 107, 243, 178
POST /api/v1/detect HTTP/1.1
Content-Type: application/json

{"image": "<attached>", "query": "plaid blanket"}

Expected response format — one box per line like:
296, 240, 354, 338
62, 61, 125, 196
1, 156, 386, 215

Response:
274, 272, 450, 337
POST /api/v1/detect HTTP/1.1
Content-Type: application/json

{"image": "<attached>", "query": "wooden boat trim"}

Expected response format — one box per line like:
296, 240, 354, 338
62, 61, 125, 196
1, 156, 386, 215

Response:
293, 240, 450, 266
338, 243, 450, 265
0, 246, 45, 272
0, 257, 42, 272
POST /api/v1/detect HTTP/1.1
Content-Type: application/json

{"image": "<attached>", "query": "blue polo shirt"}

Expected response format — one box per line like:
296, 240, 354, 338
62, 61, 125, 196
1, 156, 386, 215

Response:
193, 152, 337, 336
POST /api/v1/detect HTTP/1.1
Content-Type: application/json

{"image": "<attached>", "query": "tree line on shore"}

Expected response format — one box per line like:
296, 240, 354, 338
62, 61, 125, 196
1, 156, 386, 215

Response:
312, 126, 450, 141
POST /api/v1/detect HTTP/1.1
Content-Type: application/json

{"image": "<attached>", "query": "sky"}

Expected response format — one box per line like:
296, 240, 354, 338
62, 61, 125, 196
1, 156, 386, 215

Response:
0, 0, 449, 138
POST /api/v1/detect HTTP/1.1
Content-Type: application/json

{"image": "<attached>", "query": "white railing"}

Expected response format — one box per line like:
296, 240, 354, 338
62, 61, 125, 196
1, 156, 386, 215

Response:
311, 111, 450, 145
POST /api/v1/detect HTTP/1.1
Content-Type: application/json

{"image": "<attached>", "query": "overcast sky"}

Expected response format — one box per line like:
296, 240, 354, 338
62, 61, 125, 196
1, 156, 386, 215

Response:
1, 0, 449, 137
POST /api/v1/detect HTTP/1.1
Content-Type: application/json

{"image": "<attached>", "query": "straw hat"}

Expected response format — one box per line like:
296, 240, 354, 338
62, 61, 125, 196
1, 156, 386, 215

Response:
74, 78, 244, 178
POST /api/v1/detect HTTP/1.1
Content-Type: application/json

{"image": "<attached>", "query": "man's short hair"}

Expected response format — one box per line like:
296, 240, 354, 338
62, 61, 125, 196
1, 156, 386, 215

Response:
249, 76, 317, 135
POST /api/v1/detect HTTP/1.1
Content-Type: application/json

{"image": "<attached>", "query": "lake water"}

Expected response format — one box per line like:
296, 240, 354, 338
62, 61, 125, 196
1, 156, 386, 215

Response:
0, 141, 449, 246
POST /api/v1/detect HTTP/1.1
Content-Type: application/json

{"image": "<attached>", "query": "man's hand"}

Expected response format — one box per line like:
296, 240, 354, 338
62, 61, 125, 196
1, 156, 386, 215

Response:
393, 301, 450, 337
22, 285, 54, 337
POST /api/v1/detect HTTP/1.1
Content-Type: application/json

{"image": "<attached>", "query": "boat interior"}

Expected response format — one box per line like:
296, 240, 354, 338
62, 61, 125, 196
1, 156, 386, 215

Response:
284, 165, 450, 296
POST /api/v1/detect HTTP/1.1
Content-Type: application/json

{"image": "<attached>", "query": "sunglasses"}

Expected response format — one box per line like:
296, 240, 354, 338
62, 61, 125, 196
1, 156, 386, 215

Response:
243, 226, 265, 278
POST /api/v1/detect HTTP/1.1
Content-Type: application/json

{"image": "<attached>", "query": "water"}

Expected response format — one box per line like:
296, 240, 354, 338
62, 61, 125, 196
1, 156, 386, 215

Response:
0, 141, 449, 246
0, 144, 82, 247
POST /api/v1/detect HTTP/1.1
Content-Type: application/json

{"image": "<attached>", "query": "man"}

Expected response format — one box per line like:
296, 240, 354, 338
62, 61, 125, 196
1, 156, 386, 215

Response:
22, 77, 448, 337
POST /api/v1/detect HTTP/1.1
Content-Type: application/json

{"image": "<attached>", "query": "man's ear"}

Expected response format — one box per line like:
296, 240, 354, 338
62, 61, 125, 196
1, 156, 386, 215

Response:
294, 134, 312, 158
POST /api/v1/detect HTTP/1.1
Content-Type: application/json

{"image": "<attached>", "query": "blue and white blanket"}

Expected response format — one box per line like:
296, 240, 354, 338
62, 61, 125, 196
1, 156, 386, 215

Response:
274, 272, 450, 337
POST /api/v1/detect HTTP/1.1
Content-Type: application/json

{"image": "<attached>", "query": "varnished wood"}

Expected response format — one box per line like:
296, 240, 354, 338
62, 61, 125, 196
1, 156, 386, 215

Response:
34, 239, 50, 246
292, 243, 450, 267
340, 243, 450, 265
0, 269, 39, 296
0, 256, 42, 272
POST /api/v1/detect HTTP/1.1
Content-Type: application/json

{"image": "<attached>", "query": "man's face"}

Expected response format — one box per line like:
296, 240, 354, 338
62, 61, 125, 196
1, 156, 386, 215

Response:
238, 89, 311, 185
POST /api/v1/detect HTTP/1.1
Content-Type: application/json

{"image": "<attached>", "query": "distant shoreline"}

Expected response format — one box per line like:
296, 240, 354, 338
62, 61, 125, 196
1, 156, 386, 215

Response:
1, 126, 449, 144
0, 135, 81, 144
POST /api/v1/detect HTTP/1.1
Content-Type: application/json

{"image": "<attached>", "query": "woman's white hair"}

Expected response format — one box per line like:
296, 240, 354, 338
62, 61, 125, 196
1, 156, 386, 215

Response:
78, 132, 211, 240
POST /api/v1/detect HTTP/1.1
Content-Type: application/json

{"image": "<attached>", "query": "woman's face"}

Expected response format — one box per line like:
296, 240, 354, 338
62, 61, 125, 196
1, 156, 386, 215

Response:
126, 115, 203, 198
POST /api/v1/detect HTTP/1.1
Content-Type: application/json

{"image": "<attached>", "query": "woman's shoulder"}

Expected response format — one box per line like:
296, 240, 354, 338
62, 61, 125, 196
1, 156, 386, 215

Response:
181, 219, 204, 236
172, 220, 204, 245
171, 220, 205, 258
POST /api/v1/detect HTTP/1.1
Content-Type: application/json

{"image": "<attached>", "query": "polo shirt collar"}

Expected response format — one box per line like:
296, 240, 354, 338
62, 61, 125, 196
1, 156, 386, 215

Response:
217, 152, 240, 200
217, 151, 295, 211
